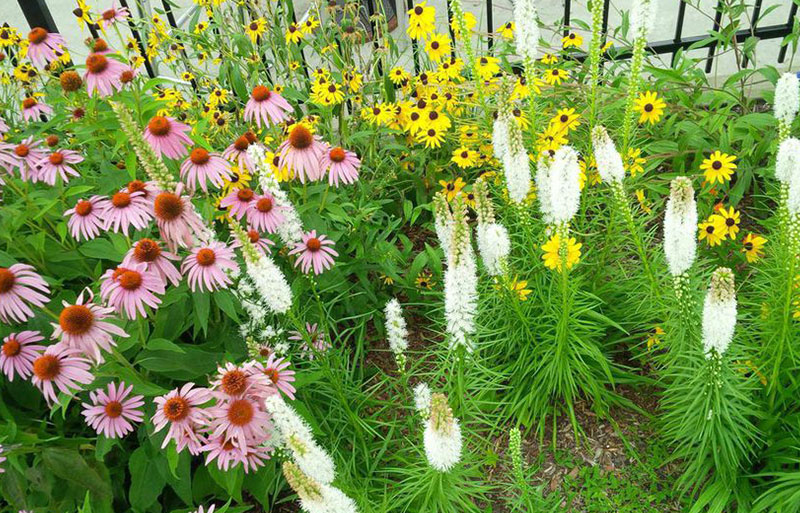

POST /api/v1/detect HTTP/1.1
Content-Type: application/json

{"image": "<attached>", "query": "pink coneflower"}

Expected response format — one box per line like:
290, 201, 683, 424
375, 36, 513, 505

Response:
289, 230, 338, 275
246, 193, 285, 234
203, 435, 247, 471
152, 383, 212, 450
180, 147, 232, 192
0, 444, 5, 473
320, 144, 360, 186
211, 362, 270, 399
81, 381, 144, 438
256, 354, 296, 399
220, 188, 256, 220
181, 241, 238, 292
51, 291, 129, 363
122, 238, 182, 286
99, 189, 153, 235
0, 117, 9, 134
7, 137, 46, 182
209, 395, 272, 449
143, 116, 193, 160
64, 196, 107, 241
21, 97, 53, 122
84, 52, 126, 97
232, 228, 275, 255
244, 86, 292, 127
177, 424, 207, 455
26, 27, 66, 68
278, 124, 326, 183
99, 2, 130, 28
0, 263, 50, 323
153, 186, 208, 251
35, 148, 83, 185
0, 331, 45, 381
222, 135, 255, 173
125, 179, 159, 207
100, 263, 165, 319
289, 322, 332, 360
31, 345, 93, 404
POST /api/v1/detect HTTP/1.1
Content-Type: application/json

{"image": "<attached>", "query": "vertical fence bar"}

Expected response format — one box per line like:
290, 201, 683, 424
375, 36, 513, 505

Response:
705, 0, 724, 73
17, 0, 59, 34
486, 0, 494, 50
445, 0, 457, 59
672, 0, 687, 66
406, 0, 421, 73
741, 0, 763, 67
161, 0, 199, 90
778, 1, 799, 63
563, 0, 571, 38
117, 0, 156, 78
601, 0, 610, 35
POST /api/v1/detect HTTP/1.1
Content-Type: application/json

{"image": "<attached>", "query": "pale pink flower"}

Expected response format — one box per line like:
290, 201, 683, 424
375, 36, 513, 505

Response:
143, 116, 193, 160
31, 345, 93, 404
219, 188, 256, 220
181, 241, 238, 292
255, 354, 296, 399
231, 228, 275, 255
3, 137, 46, 182
21, 97, 53, 122
122, 238, 182, 286
26, 28, 66, 68
84, 52, 126, 97
81, 381, 144, 438
100, 263, 165, 319
0, 263, 50, 323
0, 331, 45, 381
202, 435, 247, 471
222, 135, 255, 173
65, 197, 106, 241
124, 180, 159, 207
208, 395, 272, 449
320, 144, 360, 186
98, 190, 153, 235
0, 117, 8, 134
51, 290, 129, 363
180, 147, 232, 192
35, 149, 83, 185
152, 383, 212, 450
278, 124, 325, 183
289, 230, 338, 275
99, 2, 130, 28
244, 86, 292, 127
245, 193, 285, 234
153, 186, 207, 251
289, 322, 332, 360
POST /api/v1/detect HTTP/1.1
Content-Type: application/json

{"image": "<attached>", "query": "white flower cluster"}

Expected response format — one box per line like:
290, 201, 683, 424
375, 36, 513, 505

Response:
493, 104, 531, 203
266, 396, 359, 513
630, 0, 658, 39
245, 252, 292, 314
413, 382, 432, 418
776, 137, 800, 215
433, 194, 453, 257
592, 126, 625, 184
248, 144, 304, 245
702, 268, 737, 358
384, 298, 408, 355
774, 72, 800, 127
444, 249, 478, 352
476, 222, 510, 276
663, 177, 697, 277
513, 0, 540, 63
536, 145, 581, 224
422, 393, 462, 472
492, 112, 510, 162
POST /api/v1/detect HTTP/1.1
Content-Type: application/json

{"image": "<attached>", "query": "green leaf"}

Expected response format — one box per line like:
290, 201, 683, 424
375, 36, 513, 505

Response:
41, 448, 112, 501
128, 447, 166, 512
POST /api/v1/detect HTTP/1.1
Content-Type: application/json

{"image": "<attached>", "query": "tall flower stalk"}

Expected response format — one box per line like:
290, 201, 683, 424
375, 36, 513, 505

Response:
620, 0, 657, 151
449, 0, 484, 107
586, 0, 605, 128
513, 0, 540, 132
494, 78, 532, 204
442, 194, 478, 353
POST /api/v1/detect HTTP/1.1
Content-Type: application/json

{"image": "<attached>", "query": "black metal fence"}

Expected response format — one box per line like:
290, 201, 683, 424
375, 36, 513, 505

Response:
13, 0, 800, 80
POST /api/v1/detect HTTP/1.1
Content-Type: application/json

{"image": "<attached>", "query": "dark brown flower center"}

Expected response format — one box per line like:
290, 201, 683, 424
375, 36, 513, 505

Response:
256, 197, 273, 213
28, 27, 48, 44
306, 237, 321, 251
134, 238, 161, 262
189, 147, 210, 165
233, 136, 249, 151
33, 354, 60, 380
147, 116, 171, 136
75, 200, 93, 216
265, 367, 279, 384
288, 125, 313, 149
227, 399, 254, 426
237, 188, 254, 202
111, 192, 132, 208
196, 248, 216, 266
104, 401, 123, 418
15, 144, 29, 157
23, 97, 37, 109
414, 6, 423, 14
49, 152, 64, 165
329, 147, 346, 162
745, 242, 753, 251
127, 180, 147, 196
59, 304, 94, 335
154, 192, 183, 221
93, 38, 108, 52
0, 268, 16, 293
221, 369, 247, 395
2, 338, 21, 357
712, 160, 722, 170
102, 9, 116, 20
644, 103, 653, 112
252, 85, 271, 102
247, 229, 260, 243
163, 396, 190, 421
117, 269, 142, 290
726, 217, 735, 227
85, 53, 109, 74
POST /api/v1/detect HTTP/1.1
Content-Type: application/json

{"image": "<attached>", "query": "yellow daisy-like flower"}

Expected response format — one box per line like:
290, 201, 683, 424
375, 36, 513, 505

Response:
625, 148, 646, 177
425, 33, 451, 62
541, 53, 558, 65
343, 70, 363, 92
475, 56, 500, 80
561, 32, 583, 48
286, 24, 304, 44
194, 21, 209, 34
542, 233, 582, 272
716, 206, 741, 239
634, 91, 666, 124
550, 108, 581, 132
245, 18, 267, 43
508, 276, 531, 301
439, 177, 466, 200
451, 147, 478, 168
700, 151, 737, 184
498, 21, 514, 39
361, 103, 395, 126
416, 271, 435, 289
417, 126, 446, 148
646, 326, 665, 350
537, 124, 568, 155
698, 216, 727, 247
222, 166, 252, 194
407, 1, 436, 40
579, 157, 601, 189
302, 16, 320, 34
73, 0, 94, 31
742, 233, 767, 263
389, 66, 411, 85
544, 68, 568, 86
